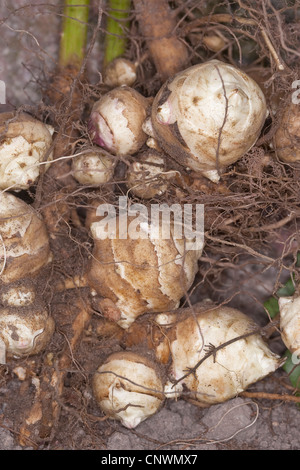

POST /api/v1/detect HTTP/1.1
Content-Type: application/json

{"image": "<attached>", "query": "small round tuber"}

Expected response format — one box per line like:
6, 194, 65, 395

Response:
92, 351, 165, 428
88, 86, 150, 156
126, 151, 170, 199
72, 149, 116, 185
0, 307, 54, 364
0, 282, 54, 363
103, 57, 137, 88
202, 35, 226, 53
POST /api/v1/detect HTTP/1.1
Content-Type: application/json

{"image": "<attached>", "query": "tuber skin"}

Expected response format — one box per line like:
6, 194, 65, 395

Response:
0, 192, 55, 363
126, 150, 171, 199
92, 351, 165, 429
274, 103, 300, 162
103, 57, 137, 88
87, 212, 204, 329
88, 86, 150, 156
163, 304, 284, 405
0, 112, 54, 191
278, 295, 300, 355
0, 302, 55, 364
150, 60, 268, 182
0, 192, 52, 284
72, 149, 116, 185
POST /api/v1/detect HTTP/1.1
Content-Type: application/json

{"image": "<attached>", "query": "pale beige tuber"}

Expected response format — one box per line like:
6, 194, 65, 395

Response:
103, 58, 137, 88
0, 192, 52, 284
126, 151, 171, 199
92, 351, 165, 429
72, 149, 116, 185
0, 192, 54, 363
150, 59, 268, 182
88, 86, 150, 156
0, 112, 54, 190
163, 304, 283, 404
87, 211, 204, 329
274, 104, 300, 162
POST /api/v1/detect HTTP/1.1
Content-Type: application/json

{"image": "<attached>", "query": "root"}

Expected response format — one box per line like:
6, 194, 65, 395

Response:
18, 297, 92, 446
182, 12, 287, 71
240, 391, 300, 403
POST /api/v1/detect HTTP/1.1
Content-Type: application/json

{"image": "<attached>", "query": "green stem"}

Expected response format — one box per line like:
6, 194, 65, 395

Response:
59, 0, 90, 69
104, 0, 131, 67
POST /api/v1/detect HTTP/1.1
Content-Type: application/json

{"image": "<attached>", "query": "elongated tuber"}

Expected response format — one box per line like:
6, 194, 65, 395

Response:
274, 104, 300, 162
278, 295, 300, 355
133, 0, 189, 81
0, 192, 54, 363
164, 304, 283, 404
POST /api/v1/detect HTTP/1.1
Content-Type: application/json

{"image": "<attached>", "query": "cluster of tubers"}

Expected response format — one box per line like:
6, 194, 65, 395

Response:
92, 304, 283, 428
1, 57, 299, 433
0, 192, 54, 363
0, 112, 56, 364
89, 59, 268, 185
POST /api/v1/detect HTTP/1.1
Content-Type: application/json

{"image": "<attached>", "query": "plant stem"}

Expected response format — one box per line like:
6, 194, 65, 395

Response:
104, 0, 131, 67
59, 0, 90, 69
240, 391, 300, 403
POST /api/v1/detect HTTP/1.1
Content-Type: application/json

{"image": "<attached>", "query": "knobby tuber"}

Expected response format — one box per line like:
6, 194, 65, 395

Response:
87, 210, 204, 329
0, 112, 54, 191
93, 351, 165, 429
133, 0, 189, 81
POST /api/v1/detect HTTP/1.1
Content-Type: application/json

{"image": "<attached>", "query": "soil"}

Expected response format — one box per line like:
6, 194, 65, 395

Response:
0, 0, 299, 452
